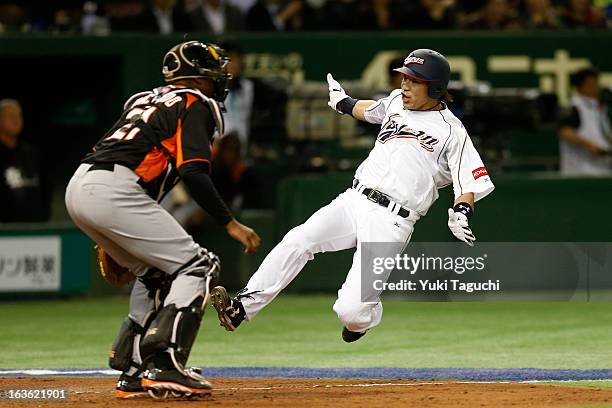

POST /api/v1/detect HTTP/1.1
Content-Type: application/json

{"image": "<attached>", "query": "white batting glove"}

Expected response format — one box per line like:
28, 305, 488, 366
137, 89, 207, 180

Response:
447, 208, 476, 247
327, 73, 348, 113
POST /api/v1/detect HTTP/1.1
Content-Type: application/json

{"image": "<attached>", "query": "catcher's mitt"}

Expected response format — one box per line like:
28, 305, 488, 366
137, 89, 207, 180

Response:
96, 245, 136, 286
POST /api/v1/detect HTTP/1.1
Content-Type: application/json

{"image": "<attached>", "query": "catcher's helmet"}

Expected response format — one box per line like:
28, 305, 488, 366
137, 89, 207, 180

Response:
393, 49, 450, 100
162, 41, 232, 102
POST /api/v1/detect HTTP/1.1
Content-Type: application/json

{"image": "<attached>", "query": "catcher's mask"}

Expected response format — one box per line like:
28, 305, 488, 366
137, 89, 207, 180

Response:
393, 49, 450, 100
162, 41, 233, 103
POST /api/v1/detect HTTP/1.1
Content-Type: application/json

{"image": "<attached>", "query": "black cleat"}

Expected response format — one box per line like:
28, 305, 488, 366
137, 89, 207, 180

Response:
115, 373, 147, 399
210, 286, 246, 331
141, 368, 212, 398
342, 327, 367, 343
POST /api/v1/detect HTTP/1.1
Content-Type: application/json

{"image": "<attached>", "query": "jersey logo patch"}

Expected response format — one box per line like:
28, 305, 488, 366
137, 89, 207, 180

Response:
472, 167, 488, 180
377, 117, 439, 152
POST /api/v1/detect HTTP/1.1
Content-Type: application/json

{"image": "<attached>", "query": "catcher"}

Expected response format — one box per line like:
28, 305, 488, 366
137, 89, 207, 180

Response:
65, 41, 260, 399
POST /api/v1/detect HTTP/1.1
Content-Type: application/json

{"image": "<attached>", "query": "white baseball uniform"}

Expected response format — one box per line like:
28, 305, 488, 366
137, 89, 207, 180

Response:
239, 89, 495, 332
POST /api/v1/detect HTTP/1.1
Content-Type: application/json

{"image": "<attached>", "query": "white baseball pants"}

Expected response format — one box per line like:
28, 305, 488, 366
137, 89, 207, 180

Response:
241, 188, 417, 333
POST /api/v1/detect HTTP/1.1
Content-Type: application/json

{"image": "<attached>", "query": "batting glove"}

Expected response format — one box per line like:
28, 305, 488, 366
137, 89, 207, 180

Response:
447, 208, 476, 247
327, 73, 348, 113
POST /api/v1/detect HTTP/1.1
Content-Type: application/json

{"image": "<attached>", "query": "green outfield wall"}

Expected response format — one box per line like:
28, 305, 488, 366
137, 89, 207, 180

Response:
1, 31, 611, 103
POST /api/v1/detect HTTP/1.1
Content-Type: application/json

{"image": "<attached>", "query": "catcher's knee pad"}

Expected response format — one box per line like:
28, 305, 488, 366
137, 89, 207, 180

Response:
139, 296, 205, 370
181, 247, 221, 287
109, 317, 145, 372
138, 267, 176, 306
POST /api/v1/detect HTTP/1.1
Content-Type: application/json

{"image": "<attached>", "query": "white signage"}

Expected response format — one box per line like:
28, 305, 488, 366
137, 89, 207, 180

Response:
0, 236, 61, 292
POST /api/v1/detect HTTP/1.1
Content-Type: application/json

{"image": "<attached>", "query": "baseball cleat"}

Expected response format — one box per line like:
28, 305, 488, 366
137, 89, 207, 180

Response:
342, 327, 368, 343
142, 368, 212, 399
115, 373, 147, 398
210, 286, 246, 331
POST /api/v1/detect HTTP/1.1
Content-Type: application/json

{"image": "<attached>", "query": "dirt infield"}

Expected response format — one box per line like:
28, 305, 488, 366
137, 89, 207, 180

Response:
1, 377, 612, 407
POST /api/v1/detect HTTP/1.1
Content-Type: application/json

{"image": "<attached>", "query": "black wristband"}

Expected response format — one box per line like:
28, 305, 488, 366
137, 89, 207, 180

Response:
453, 202, 473, 220
337, 97, 358, 116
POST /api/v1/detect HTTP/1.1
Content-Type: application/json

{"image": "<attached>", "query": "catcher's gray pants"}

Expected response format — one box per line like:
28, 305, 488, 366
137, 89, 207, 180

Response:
65, 163, 207, 323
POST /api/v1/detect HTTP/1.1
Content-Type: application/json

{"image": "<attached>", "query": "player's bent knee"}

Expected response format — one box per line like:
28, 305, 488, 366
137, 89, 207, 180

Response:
283, 227, 317, 256
333, 300, 378, 332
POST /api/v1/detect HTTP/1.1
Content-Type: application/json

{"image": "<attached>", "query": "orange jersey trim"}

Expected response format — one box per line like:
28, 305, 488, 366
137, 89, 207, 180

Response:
134, 148, 168, 182
135, 128, 179, 183
176, 94, 201, 168
134, 94, 200, 182
178, 158, 211, 173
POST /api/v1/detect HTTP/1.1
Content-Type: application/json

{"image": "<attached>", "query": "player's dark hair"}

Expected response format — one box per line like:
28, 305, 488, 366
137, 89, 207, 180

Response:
570, 67, 599, 88
442, 91, 454, 103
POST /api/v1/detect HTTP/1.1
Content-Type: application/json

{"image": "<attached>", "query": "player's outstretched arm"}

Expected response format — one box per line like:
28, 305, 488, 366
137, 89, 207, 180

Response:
326, 73, 375, 122
226, 219, 261, 254
447, 192, 476, 247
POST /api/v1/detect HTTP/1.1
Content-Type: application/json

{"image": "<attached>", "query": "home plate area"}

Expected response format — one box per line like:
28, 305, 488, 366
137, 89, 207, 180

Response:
1, 368, 612, 407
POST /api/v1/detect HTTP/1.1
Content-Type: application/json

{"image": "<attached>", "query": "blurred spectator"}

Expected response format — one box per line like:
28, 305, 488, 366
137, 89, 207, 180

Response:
221, 41, 254, 158
81, 1, 110, 35
592, 0, 612, 27
0, 99, 51, 222
211, 133, 258, 210
522, 0, 561, 29
187, 0, 243, 33
102, 0, 146, 21
246, 0, 305, 30
371, 0, 392, 30
111, 0, 193, 34
8, 0, 612, 32
402, 0, 457, 30
558, 68, 612, 175
227, 0, 258, 14
315, 0, 382, 30
455, 0, 487, 26
559, 0, 606, 28
39, 0, 83, 33
0, 3, 29, 32
464, 0, 523, 30
164, 134, 258, 230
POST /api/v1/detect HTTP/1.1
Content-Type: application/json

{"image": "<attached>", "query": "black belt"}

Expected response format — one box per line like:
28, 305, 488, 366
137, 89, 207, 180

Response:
87, 162, 115, 172
353, 179, 410, 218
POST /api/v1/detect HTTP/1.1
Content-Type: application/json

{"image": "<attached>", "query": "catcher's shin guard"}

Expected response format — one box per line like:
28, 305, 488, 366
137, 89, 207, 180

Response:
140, 296, 204, 370
140, 249, 220, 374
109, 318, 145, 372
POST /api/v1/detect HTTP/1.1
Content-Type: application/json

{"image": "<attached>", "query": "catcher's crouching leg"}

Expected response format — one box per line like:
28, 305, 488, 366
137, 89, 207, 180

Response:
110, 318, 147, 398
139, 249, 220, 398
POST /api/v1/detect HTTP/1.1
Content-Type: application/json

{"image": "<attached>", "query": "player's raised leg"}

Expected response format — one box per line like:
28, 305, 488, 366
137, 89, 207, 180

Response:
211, 190, 360, 331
